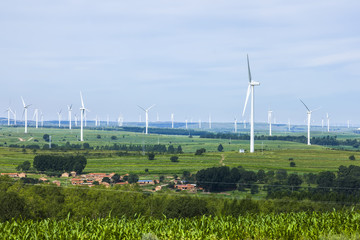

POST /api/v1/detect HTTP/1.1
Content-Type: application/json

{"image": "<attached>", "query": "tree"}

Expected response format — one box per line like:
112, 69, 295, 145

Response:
148, 153, 155, 160
275, 169, 288, 181
349, 155, 356, 161
177, 145, 183, 154
128, 174, 139, 184
195, 148, 206, 155
96, 135, 101, 139
316, 171, 336, 192
111, 174, 121, 183
43, 134, 50, 142
168, 145, 175, 154
257, 169, 266, 183
250, 185, 259, 194
217, 144, 224, 152
83, 143, 90, 149
159, 175, 165, 182
287, 174, 303, 190
16, 161, 31, 172
170, 156, 179, 162
111, 136, 117, 140
102, 177, 111, 184
290, 162, 296, 167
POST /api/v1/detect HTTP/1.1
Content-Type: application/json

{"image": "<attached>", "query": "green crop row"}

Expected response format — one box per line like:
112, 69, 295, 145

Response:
1, 211, 360, 239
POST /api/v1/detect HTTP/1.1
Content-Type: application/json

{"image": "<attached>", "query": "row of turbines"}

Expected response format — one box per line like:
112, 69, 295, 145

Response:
2, 55, 351, 152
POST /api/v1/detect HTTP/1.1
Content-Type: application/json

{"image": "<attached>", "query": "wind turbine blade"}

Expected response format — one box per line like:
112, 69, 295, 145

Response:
312, 107, 321, 112
137, 105, 146, 112
242, 85, 251, 116
146, 104, 156, 111
21, 96, 26, 107
80, 91, 84, 108
247, 54, 252, 82
299, 99, 310, 111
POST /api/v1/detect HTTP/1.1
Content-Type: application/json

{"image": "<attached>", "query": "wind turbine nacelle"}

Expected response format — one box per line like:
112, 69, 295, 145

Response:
250, 81, 260, 86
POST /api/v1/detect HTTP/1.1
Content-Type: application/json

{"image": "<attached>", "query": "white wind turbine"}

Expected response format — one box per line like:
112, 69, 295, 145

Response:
57, 109, 62, 128
33, 109, 39, 129
300, 99, 319, 146
21, 97, 31, 133
5, 106, 12, 126
138, 105, 155, 134
13, 110, 17, 125
68, 105, 72, 129
107, 115, 109, 126
74, 114, 78, 127
209, 115, 212, 129
185, 119, 188, 129
242, 55, 260, 153
40, 111, 44, 127
268, 110, 273, 136
288, 119, 291, 132
171, 113, 174, 128
234, 117, 237, 133
198, 119, 201, 128
326, 113, 330, 132
80, 91, 89, 141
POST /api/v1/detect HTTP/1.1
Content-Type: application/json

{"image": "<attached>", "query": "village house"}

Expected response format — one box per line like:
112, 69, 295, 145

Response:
175, 184, 196, 191
52, 180, 61, 186
39, 177, 48, 182
138, 180, 155, 185
1, 173, 19, 178
18, 173, 27, 178
70, 171, 77, 177
61, 172, 70, 178
71, 178, 84, 185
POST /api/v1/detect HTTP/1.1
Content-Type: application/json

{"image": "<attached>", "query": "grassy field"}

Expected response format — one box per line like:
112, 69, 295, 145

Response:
1, 126, 360, 177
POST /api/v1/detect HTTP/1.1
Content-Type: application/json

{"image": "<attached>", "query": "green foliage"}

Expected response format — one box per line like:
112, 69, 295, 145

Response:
33, 155, 87, 174
111, 136, 117, 140
195, 148, 206, 155
349, 155, 356, 160
148, 153, 155, 160
217, 144, 224, 152
111, 174, 121, 183
102, 177, 111, 184
127, 174, 139, 184
16, 161, 31, 172
290, 161, 296, 167
43, 134, 50, 142
170, 156, 179, 162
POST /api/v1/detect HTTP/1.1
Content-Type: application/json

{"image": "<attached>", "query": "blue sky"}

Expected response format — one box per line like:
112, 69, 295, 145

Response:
1, 1, 359, 124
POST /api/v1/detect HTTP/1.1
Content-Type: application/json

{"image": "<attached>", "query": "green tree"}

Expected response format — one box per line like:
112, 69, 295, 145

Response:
168, 145, 175, 154
111, 174, 121, 183
102, 177, 111, 184
170, 156, 179, 162
16, 161, 31, 172
148, 153, 155, 160
217, 144, 224, 152
177, 145, 183, 154
43, 134, 50, 142
349, 155, 356, 161
111, 136, 117, 140
287, 174, 303, 190
128, 174, 139, 184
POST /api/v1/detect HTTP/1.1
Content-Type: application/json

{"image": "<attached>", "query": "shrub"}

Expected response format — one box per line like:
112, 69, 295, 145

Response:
290, 162, 296, 167
148, 153, 155, 160
111, 136, 117, 140
195, 148, 206, 155
349, 155, 356, 161
170, 156, 179, 162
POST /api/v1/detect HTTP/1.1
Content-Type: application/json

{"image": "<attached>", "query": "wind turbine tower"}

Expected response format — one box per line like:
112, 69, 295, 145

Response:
74, 114, 78, 127
268, 110, 272, 136
300, 99, 317, 146
209, 115, 212, 129
68, 105, 72, 129
6, 106, 12, 126
33, 109, 39, 129
327, 113, 330, 132
242, 55, 260, 153
198, 119, 201, 129
185, 119, 188, 129
80, 91, 88, 142
138, 105, 155, 134
21, 97, 31, 133
57, 110, 62, 128
171, 113, 174, 128
234, 117, 237, 133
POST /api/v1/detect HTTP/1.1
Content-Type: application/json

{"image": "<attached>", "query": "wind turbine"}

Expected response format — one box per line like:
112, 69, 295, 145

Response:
209, 115, 212, 129
198, 119, 201, 128
40, 111, 44, 127
68, 105, 72, 129
234, 117, 237, 133
13, 110, 17, 125
326, 113, 330, 132
33, 109, 39, 129
107, 115, 109, 126
171, 113, 174, 128
80, 91, 89, 141
242, 55, 260, 153
21, 97, 31, 133
300, 99, 318, 146
57, 109, 62, 128
288, 119, 291, 132
138, 105, 155, 134
185, 119, 188, 129
243, 119, 246, 128
74, 114, 78, 127
5, 106, 12, 126
268, 110, 272, 136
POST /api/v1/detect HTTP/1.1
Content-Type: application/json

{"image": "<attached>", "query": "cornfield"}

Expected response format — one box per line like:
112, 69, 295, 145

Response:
1, 211, 360, 239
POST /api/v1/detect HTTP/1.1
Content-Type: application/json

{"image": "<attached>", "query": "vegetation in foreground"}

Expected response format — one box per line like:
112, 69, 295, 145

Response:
1, 211, 360, 239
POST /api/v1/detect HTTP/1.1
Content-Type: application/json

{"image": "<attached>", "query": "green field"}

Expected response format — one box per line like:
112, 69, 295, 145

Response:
1, 126, 360, 176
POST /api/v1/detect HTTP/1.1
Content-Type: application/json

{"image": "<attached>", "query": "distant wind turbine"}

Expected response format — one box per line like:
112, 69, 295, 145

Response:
5, 106, 12, 126
268, 110, 272, 136
80, 91, 89, 141
242, 55, 260, 153
57, 109, 62, 128
171, 113, 174, 128
33, 109, 39, 129
209, 115, 212, 129
185, 119, 188, 129
234, 117, 237, 133
21, 97, 31, 133
138, 105, 155, 134
300, 99, 319, 145
198, 119, 201, 128
68, 105, 72, 129
74, 114, 78, 127
327, 113, 330, 132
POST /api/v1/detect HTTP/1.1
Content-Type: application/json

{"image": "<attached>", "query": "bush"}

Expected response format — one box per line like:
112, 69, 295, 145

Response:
170, 156, 179, 162
251, 185, 259, 194
217, 144, 224, 152
349, 155, 356, 161
195, 148, 206, 155
148, 153, 155, 160
290, 162, 296, 167
288, 158, 294, 161
111, 136, 117, 140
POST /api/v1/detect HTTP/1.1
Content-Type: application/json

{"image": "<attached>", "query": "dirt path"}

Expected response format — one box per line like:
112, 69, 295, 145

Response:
219, 154, 225, 166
